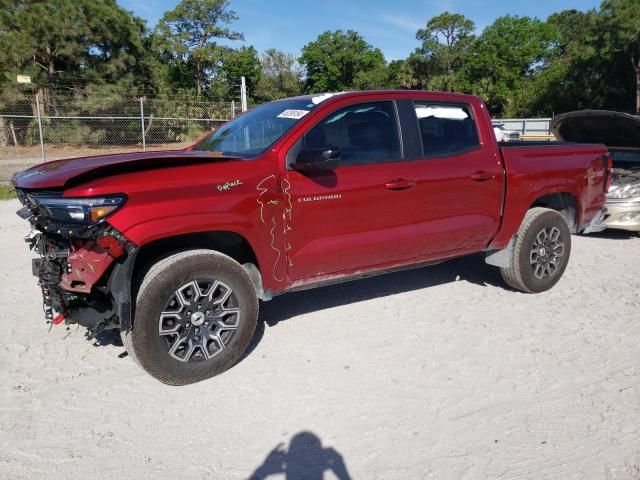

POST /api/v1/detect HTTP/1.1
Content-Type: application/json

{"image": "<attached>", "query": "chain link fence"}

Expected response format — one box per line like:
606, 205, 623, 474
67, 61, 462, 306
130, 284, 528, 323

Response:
0, 91, 238, 182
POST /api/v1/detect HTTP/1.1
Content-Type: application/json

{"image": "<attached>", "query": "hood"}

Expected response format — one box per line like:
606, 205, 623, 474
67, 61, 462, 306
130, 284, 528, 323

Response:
12, 149, 240, 190
550, 110, 640, 149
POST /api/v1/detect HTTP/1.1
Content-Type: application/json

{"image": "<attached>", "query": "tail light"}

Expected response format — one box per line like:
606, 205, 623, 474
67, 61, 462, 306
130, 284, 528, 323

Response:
604, 154, 613, 192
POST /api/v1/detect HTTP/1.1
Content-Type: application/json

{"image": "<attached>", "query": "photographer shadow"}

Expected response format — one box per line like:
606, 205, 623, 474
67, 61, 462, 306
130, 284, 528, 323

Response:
249, 431, 351, 480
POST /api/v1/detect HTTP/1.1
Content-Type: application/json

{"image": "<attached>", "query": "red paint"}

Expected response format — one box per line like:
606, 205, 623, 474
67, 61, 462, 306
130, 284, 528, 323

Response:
13, 91, 608, 295
96, 235, 125, 258
59, 241, 115, 293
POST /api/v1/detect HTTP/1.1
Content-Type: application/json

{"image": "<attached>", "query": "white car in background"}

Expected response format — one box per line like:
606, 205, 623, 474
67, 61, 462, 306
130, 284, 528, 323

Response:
493, 122, 521, 142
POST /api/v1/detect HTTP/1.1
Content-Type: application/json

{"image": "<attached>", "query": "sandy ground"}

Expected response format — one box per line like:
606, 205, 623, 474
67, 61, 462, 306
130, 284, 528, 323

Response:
0, 197, 639, 480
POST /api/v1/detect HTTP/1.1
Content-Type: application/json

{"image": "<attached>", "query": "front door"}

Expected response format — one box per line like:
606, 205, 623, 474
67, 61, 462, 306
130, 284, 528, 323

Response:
286, 100, 420, 281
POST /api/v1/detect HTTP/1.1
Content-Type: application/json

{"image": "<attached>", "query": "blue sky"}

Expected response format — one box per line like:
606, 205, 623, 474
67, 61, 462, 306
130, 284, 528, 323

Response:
119, 0, 602, 61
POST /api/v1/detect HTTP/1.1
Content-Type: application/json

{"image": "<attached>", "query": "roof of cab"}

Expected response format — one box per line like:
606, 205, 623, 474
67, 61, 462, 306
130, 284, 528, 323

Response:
272, 90, 480, 105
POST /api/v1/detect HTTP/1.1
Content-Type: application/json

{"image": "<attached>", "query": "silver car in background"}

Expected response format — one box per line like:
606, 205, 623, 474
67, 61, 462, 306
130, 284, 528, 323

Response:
493, 122, 521, 142
551, 110, 640, 232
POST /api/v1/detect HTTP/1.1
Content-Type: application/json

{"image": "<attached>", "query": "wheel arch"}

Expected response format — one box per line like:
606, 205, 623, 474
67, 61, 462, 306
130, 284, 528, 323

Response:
133, 230, 260, 289
113, 230, 263, 331
488, 189, 580, 252
529, 192, 579, 233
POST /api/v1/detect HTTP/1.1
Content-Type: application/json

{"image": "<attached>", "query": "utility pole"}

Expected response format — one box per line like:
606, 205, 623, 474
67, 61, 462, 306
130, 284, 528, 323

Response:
240, 76, 248, 112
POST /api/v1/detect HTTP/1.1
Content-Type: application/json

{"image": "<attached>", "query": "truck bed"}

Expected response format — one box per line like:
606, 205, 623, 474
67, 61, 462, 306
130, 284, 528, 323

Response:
489, 142, 609, 249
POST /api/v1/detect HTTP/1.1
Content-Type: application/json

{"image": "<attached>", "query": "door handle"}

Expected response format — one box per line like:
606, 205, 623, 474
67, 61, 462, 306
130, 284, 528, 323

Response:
469, 171, 495, 182
385, 179, 414, 190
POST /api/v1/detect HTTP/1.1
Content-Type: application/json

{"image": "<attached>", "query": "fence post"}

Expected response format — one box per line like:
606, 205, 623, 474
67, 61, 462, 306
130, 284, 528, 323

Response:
240, 76, 248, 112
522, 120, 527, 135
231, 100, 235, 119
139, 97, 146, 152
35, 93, 46, 162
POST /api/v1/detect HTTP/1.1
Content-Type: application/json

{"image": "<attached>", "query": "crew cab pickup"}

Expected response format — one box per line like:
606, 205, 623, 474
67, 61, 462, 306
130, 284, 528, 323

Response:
13, 91, 610, 385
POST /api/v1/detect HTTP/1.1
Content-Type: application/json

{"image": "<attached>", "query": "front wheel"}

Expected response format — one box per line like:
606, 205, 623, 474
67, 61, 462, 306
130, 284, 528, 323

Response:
500, 207, 572, 293
122, 250, 258, 385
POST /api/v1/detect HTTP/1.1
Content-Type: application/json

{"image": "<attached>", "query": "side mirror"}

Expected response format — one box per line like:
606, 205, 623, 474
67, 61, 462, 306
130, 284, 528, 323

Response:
294, 148, 340, 172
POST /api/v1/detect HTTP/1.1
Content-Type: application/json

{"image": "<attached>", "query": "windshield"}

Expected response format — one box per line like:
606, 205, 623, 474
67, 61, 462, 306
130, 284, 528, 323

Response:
192, 99, 319, 157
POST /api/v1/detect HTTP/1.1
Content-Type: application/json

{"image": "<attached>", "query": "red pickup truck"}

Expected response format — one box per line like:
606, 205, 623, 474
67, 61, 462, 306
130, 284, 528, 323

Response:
13, 90, 610, 384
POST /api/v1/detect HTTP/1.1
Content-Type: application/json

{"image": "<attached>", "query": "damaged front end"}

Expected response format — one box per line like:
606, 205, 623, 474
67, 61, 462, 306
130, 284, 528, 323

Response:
604, 165, 640, 231
16, 189, 135, 338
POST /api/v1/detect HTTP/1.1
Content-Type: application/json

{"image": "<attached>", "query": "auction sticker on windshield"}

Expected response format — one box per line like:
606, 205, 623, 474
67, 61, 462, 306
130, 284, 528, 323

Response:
277, 109, 310, 120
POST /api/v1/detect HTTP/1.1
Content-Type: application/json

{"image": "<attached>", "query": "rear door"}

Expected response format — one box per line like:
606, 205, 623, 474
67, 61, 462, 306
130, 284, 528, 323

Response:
393, 99, 504, 255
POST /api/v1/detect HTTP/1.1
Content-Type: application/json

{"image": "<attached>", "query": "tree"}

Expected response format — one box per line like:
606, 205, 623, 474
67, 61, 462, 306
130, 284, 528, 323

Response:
532, 8, 632, 115
415, 12, 475, 91
216, 46, 261, 99
540, 10, 611, 113
254, 49, 303, 101
464, 16, 558, 116
0, 0, 149, 107
601, 0, 640, 113
299, 30, 387, 92
386, 53, 430, 89
156, 0, 243, 96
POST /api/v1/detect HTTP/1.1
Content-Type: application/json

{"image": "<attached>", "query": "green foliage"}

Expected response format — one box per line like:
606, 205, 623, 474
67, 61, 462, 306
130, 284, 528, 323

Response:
527, 10, 611, 114
414, 12, 475, 91
0, 185, 16, 200
2, 0, 640, 123
387, 53, 430, 89
216, 46, 261, 98
299, 30, 387, 92
601, 0, 640, 112
254, 49, 303, 101
156, 0, 243, 96
464, 15, 559, 116
518, 5, 637, 116
0, 0, 150, 96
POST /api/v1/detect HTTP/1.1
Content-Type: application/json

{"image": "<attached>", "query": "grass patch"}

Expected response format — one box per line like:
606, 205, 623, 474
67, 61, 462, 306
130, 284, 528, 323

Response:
0, 185, 16, 200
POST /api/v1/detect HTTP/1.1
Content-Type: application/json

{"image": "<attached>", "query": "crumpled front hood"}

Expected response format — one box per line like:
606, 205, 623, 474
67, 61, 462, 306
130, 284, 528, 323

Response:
12, 149, 239, 190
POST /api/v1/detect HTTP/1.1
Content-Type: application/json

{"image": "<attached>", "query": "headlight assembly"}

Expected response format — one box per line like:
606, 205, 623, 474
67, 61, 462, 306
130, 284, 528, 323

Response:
29, 194, 127, 225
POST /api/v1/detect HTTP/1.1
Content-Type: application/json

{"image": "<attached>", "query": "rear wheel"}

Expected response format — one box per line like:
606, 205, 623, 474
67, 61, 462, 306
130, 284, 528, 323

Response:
122, 249, 258, 385
500, 207, 572, 293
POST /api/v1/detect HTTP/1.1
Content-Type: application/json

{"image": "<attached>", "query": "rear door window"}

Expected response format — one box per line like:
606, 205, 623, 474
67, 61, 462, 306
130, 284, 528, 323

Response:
303, 101, 402, 165
413, 103, 480, 157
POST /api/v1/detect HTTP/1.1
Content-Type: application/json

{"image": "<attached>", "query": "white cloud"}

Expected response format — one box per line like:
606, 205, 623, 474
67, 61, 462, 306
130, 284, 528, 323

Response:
378, 13, 424, 33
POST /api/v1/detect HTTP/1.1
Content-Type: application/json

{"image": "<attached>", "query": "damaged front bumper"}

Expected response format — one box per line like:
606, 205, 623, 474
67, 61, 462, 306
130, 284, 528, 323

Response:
17, 190, 136, 337
26, 227, 135, 337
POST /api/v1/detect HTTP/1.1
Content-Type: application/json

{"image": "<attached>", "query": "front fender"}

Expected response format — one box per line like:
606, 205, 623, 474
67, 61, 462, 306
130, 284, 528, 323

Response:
114, 212, 258, 249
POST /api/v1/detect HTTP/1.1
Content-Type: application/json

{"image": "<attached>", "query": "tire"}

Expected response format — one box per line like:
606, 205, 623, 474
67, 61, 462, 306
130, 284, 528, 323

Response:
500, 207, 572, 293
121, 249, 258, 385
